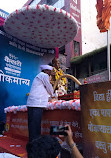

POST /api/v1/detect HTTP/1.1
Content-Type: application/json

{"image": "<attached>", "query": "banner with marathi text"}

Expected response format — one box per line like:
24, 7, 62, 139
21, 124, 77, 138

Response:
5, 109, 82, 144
0, 29, 55, 123
80, 81, 111, 158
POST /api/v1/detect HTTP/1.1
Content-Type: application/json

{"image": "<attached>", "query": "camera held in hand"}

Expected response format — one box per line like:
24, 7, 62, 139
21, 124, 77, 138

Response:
50, 126, 68, 136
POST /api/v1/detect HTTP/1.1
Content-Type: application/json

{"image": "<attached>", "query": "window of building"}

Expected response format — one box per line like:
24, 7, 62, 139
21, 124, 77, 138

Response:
73, 0, 78, 4
47, 0, 52, 4
59, 45, 65, 55
31, 0, 64, 9
91, 52, 107, 75
30, 0, 41, 6
47, 0, 58, 5
53, 0, 64, 8
73, 41, 80, 57
76, 61, 89, 78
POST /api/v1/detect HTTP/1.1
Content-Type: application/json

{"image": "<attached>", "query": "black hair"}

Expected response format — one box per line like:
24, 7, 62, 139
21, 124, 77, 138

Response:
26, 135, 61, 158
48, 62, 53, 66
52, 57, 58, 65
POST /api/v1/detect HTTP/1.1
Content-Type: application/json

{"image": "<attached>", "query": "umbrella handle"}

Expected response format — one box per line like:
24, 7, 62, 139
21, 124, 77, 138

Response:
53, 74, 81, 92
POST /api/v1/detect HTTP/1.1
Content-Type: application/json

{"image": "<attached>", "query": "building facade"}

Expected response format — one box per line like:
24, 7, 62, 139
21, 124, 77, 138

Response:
71, 46, 110, 88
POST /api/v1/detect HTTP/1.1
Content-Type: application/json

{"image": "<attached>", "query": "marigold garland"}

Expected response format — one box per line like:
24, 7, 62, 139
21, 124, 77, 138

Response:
53, 67, 67, 90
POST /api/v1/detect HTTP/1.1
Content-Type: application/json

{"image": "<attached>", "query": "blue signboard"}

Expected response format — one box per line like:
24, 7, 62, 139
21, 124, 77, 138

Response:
0, 30, 55, 122
0, 9, 9, 19
0, 33, 39, 122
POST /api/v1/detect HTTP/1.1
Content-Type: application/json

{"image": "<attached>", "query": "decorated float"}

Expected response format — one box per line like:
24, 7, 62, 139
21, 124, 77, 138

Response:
1, 76, 82, 158
0, 4, 82, 158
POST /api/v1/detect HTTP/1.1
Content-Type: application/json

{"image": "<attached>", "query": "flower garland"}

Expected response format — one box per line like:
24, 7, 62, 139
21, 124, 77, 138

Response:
53, 67, 67, 90
4, 99, 80, 113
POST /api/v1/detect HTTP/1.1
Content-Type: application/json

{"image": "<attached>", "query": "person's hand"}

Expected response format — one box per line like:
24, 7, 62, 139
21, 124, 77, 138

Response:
48, 97, 58, 102
64, 124, 74, 147
51, 70, 55, 76
64, 125, 83, 158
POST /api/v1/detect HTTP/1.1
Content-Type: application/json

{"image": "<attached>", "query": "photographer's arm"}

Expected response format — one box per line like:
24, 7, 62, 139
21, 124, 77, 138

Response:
65, 125, 83, 158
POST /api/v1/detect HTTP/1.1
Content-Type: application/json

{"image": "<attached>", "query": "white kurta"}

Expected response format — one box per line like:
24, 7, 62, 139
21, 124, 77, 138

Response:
27, 72, 53, 107
0, 153, 20, 158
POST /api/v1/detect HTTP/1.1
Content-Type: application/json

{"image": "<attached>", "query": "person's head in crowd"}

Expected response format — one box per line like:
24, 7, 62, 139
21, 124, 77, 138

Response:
40, 65, 53, 76
52, 57, 60, 70
26, 135, 62, 158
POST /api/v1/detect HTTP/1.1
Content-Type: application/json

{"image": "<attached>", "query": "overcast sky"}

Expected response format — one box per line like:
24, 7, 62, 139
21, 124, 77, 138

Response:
1, 0, 28, 13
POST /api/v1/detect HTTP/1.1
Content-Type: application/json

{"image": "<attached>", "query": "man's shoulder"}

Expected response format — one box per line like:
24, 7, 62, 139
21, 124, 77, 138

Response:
37, 72, 47, 76
37, 72, 48, 79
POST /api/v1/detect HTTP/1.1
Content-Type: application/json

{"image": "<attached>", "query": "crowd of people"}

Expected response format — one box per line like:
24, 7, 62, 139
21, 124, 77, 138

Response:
26, 125, 83, 158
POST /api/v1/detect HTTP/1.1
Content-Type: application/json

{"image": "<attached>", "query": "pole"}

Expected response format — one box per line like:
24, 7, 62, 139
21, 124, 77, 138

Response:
107, 30, 110, 81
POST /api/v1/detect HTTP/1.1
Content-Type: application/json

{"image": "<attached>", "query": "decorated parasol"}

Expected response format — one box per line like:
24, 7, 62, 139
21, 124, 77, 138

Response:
3, 4, 78, 49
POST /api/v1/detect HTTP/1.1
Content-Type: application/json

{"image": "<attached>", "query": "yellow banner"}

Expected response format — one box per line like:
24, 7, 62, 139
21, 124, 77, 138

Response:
80, 81, 111, 158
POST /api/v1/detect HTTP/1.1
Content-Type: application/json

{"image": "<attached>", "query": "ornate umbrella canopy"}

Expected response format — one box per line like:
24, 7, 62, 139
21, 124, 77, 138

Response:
3, 4, 78, 49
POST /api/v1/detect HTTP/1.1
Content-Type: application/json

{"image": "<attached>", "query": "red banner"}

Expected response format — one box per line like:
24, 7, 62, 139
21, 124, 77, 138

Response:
5, 109, 82, 144
96, 0, 111, 32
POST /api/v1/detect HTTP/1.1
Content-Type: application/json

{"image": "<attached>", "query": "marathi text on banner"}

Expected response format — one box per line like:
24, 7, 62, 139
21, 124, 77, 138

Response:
0, 70, 30, 86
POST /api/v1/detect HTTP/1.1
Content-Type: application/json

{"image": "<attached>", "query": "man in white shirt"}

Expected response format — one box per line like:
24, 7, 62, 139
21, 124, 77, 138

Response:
27, 65, 54, 142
